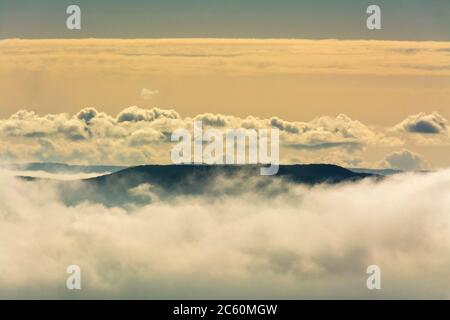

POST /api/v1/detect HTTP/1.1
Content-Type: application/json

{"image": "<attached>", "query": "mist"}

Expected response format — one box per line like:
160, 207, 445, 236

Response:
0, 168, 449, 299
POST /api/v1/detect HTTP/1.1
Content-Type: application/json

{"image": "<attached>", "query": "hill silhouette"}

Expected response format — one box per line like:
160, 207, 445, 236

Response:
15, 164, 376, 207
56, 164, 373, 206
87, 163, 372, 187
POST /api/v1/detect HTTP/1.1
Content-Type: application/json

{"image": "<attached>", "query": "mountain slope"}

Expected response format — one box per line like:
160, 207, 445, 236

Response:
66, 164, 374, 206
87, 163, 373, 188
349, 168, 401, 176
17, 164, 376, 207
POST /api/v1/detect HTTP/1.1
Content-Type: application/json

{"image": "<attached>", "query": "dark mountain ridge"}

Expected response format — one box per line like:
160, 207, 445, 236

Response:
88, 163, 373, 188
15, 164, 377, 207
74, 164, 375, 206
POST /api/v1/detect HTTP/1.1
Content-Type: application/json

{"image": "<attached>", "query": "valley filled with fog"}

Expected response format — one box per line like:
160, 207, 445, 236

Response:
0, 167, 449, 299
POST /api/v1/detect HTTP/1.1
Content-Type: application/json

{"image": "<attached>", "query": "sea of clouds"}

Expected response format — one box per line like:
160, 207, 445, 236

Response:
0, 169, 449, 299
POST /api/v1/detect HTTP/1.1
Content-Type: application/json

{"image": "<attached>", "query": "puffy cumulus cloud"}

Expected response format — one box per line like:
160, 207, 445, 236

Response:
58, 119, 90, 141
76, 108, 98, 124
395, 112, 448, 134
280, 114, 401, 150
0, 106, 406, 165
0, 107, 175, 165
194, 113, 230, 127
1, 110, 89, 141
0, 169, 450, 298
382, 149, 426, 171
270, 117, 300, 134
116, 106, 179, 123
128, 129, 166, 147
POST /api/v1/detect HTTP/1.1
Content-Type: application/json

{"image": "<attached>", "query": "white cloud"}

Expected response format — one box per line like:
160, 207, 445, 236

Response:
7, 170, 108, 180
141, 88, 159, 100
383, 149, 426, 171
0, 169, 449, 298
0, 106, 412, 166
116, 106, 179, 123
395, 112, 448, 134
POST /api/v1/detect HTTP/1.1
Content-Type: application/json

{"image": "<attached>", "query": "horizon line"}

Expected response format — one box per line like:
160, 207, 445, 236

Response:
1, 37, 450, 43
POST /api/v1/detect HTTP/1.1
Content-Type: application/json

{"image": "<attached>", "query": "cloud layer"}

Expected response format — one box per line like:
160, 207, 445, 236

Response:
2, 39, 450, 76
1, 106, 449, 168
0, 169, 449, 299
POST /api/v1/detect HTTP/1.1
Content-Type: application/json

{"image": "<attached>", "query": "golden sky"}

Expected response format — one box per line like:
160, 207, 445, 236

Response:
1, 39, 450, 168
1, 39, 450, 122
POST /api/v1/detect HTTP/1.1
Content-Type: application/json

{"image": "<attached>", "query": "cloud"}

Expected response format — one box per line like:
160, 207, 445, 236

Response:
0, 169, 449, 298
7, 170, 108, 180
77, 108, 98, 124
116, 106, 179, 123
286, 141, 362, 152
0, 110, 89, 141
128, 129, 166, 147
270, 117, 299, 134
395, 112, 448, 134
278, 114, 401, 150
383, 149, 426, 171
0, 107, 409, 166
141, 88, 159, 100
194, 113, 229, 127
2, 39, 450, 77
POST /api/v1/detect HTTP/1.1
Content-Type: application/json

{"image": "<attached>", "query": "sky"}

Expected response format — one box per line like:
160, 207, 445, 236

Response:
2, 1, 450, 300
1, 0, 450, 40
0, 0, 450, 299
0, 1, 450, 168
